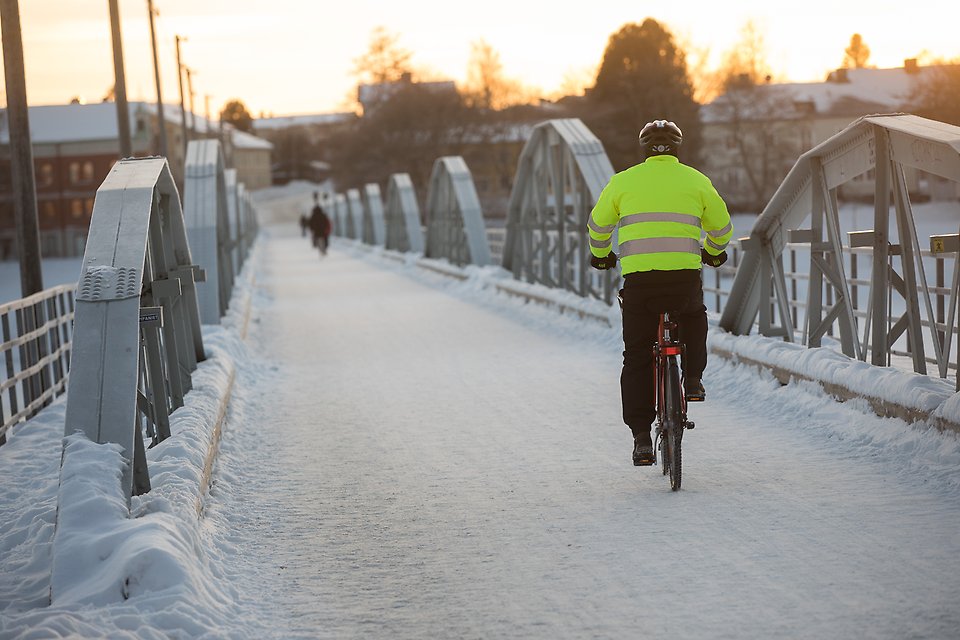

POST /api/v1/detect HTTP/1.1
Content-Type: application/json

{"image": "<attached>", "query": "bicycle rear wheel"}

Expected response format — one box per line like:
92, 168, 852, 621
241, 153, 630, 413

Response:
663, 358, 683, 491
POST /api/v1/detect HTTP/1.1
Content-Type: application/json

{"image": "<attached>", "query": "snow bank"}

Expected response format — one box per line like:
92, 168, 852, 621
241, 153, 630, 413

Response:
709, 329, 959, 429
0, 242, 260, 638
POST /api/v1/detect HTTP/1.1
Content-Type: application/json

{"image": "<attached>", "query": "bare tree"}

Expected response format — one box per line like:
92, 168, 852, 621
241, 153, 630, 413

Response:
328, 83, 472, 198
843, 34, 871, 69
715, 20, 776, 90
707, 23, 795, 211
352, 27, 414, 85
711, 85, 798, 211
462, 40, 533, 110
910, 59, 960, 126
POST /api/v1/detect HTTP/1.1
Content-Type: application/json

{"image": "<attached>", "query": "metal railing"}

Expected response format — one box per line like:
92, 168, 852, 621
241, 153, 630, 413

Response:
702, 236, 960, 385
0, 284, 75, 443
721, 114, 960, 387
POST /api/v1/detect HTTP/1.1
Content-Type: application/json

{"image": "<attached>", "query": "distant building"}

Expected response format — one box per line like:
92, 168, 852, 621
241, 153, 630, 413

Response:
227, 128, 273, 190
357, 73, 458, 117
255, 112, 355, 184
0, 101, 272, 258
700, 61, 959, 212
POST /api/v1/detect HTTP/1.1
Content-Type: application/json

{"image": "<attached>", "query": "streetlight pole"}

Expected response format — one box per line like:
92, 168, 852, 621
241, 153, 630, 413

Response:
146, 0, 168, 158
175, 35, 188, 158
0, 0, 43, 296
107, 0, 132, 157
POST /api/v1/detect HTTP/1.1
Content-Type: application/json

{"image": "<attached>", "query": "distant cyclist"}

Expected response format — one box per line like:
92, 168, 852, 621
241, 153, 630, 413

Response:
587, 120, 733, 466
309, 191, 332, 256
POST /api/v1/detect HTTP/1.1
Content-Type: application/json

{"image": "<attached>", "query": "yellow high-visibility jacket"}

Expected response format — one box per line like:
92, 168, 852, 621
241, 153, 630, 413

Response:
588, 155, 733, 275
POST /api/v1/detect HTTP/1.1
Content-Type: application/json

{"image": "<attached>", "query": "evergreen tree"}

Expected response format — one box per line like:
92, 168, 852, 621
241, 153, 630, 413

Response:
843, 34, 871, 69
220, 99, 254, 132
583, 19, 700, 170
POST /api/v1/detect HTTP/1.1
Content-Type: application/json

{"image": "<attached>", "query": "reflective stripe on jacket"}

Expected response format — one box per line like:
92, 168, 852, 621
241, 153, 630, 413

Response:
588, 155, 732, 275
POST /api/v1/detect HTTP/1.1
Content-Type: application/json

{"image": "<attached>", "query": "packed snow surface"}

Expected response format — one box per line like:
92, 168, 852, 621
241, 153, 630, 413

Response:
2, 225, 959, 639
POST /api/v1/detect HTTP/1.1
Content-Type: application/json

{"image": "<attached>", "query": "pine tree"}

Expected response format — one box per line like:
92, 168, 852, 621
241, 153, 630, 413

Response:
843, 34, 871, 69
584, 19, 700, 170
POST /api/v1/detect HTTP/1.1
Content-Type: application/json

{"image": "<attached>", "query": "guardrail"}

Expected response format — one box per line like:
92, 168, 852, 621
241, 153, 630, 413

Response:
0, 283, 75, 444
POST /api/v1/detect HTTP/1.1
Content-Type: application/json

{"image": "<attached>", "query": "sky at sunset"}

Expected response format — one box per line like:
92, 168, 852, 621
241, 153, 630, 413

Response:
3, 0, 957, 119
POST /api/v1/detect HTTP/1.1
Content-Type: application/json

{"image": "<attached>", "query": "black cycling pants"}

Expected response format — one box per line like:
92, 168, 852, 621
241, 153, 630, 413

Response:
619, 269, 707, 434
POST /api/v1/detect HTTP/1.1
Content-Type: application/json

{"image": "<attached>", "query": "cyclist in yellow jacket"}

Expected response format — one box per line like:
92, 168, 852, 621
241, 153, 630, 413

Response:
588, 120, 732, 466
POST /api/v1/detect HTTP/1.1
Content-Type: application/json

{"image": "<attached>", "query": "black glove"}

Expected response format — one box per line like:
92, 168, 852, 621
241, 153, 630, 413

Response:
590, 251, 618, 270
701, 248, 728, 268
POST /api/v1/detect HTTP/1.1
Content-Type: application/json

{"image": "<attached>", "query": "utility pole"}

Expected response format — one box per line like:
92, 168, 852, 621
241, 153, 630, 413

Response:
146, 0, 168, 157
204, 94, 211, 137
107, 0, 132, 157
0, 0, 43, 296
185, 67, 196, 136
175, 35, 188, 157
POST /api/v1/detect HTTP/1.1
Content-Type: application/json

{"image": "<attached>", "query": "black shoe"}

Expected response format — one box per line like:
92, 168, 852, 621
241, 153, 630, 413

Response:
632, 435, 655, 466
684, 379, 705, 402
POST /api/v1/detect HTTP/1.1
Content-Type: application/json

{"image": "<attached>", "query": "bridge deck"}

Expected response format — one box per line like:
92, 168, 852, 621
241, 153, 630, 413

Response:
213, 225, 960, 638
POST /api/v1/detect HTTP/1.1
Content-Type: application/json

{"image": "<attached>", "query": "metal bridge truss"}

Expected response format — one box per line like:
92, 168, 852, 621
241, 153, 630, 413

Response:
185, 140, 234, 324
361, 183, 387, 246
720, 114, 960, 382
332, 193, 348, 238
424, 156, 491, 267
346, 189, 364, 241
226, 170, 258, 273
384, 173, 425, 253
501, 119, 617, 303
65, 157, 206, 499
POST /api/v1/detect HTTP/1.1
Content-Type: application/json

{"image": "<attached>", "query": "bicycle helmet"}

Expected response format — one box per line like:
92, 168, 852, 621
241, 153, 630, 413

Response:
639, 120, 682, 156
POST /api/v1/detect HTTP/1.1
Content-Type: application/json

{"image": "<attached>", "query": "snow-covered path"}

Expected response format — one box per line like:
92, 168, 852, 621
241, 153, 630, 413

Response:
206, 226, 960, 639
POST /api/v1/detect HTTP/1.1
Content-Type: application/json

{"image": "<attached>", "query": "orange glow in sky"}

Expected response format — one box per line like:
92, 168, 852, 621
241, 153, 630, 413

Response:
4, 0, 957, 118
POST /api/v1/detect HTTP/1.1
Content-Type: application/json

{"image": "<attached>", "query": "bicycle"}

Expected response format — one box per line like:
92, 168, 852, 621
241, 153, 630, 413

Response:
653, 310, 695, 491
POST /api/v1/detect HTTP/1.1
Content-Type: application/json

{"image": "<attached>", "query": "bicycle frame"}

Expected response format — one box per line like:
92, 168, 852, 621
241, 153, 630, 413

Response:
654, 311, 687, 428
654, 311, 689, 490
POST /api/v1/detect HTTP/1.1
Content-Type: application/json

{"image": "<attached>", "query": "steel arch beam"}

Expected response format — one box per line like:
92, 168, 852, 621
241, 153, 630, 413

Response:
502, 118, 616, 302
184, 139, 233, 323
332, 193, 347, 237
384, 173, 424, 253
346, 188, 363, 241
362, 183, 387, 246
64, 157, 205, 500
424, 156, 491, 266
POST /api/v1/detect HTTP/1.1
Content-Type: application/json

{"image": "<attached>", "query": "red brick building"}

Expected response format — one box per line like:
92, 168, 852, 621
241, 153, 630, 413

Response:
1, 101, 272, 258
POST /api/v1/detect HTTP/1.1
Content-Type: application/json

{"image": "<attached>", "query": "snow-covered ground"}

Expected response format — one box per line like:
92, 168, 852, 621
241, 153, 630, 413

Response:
0, 257, 83, 305
1, 223, 959, 639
